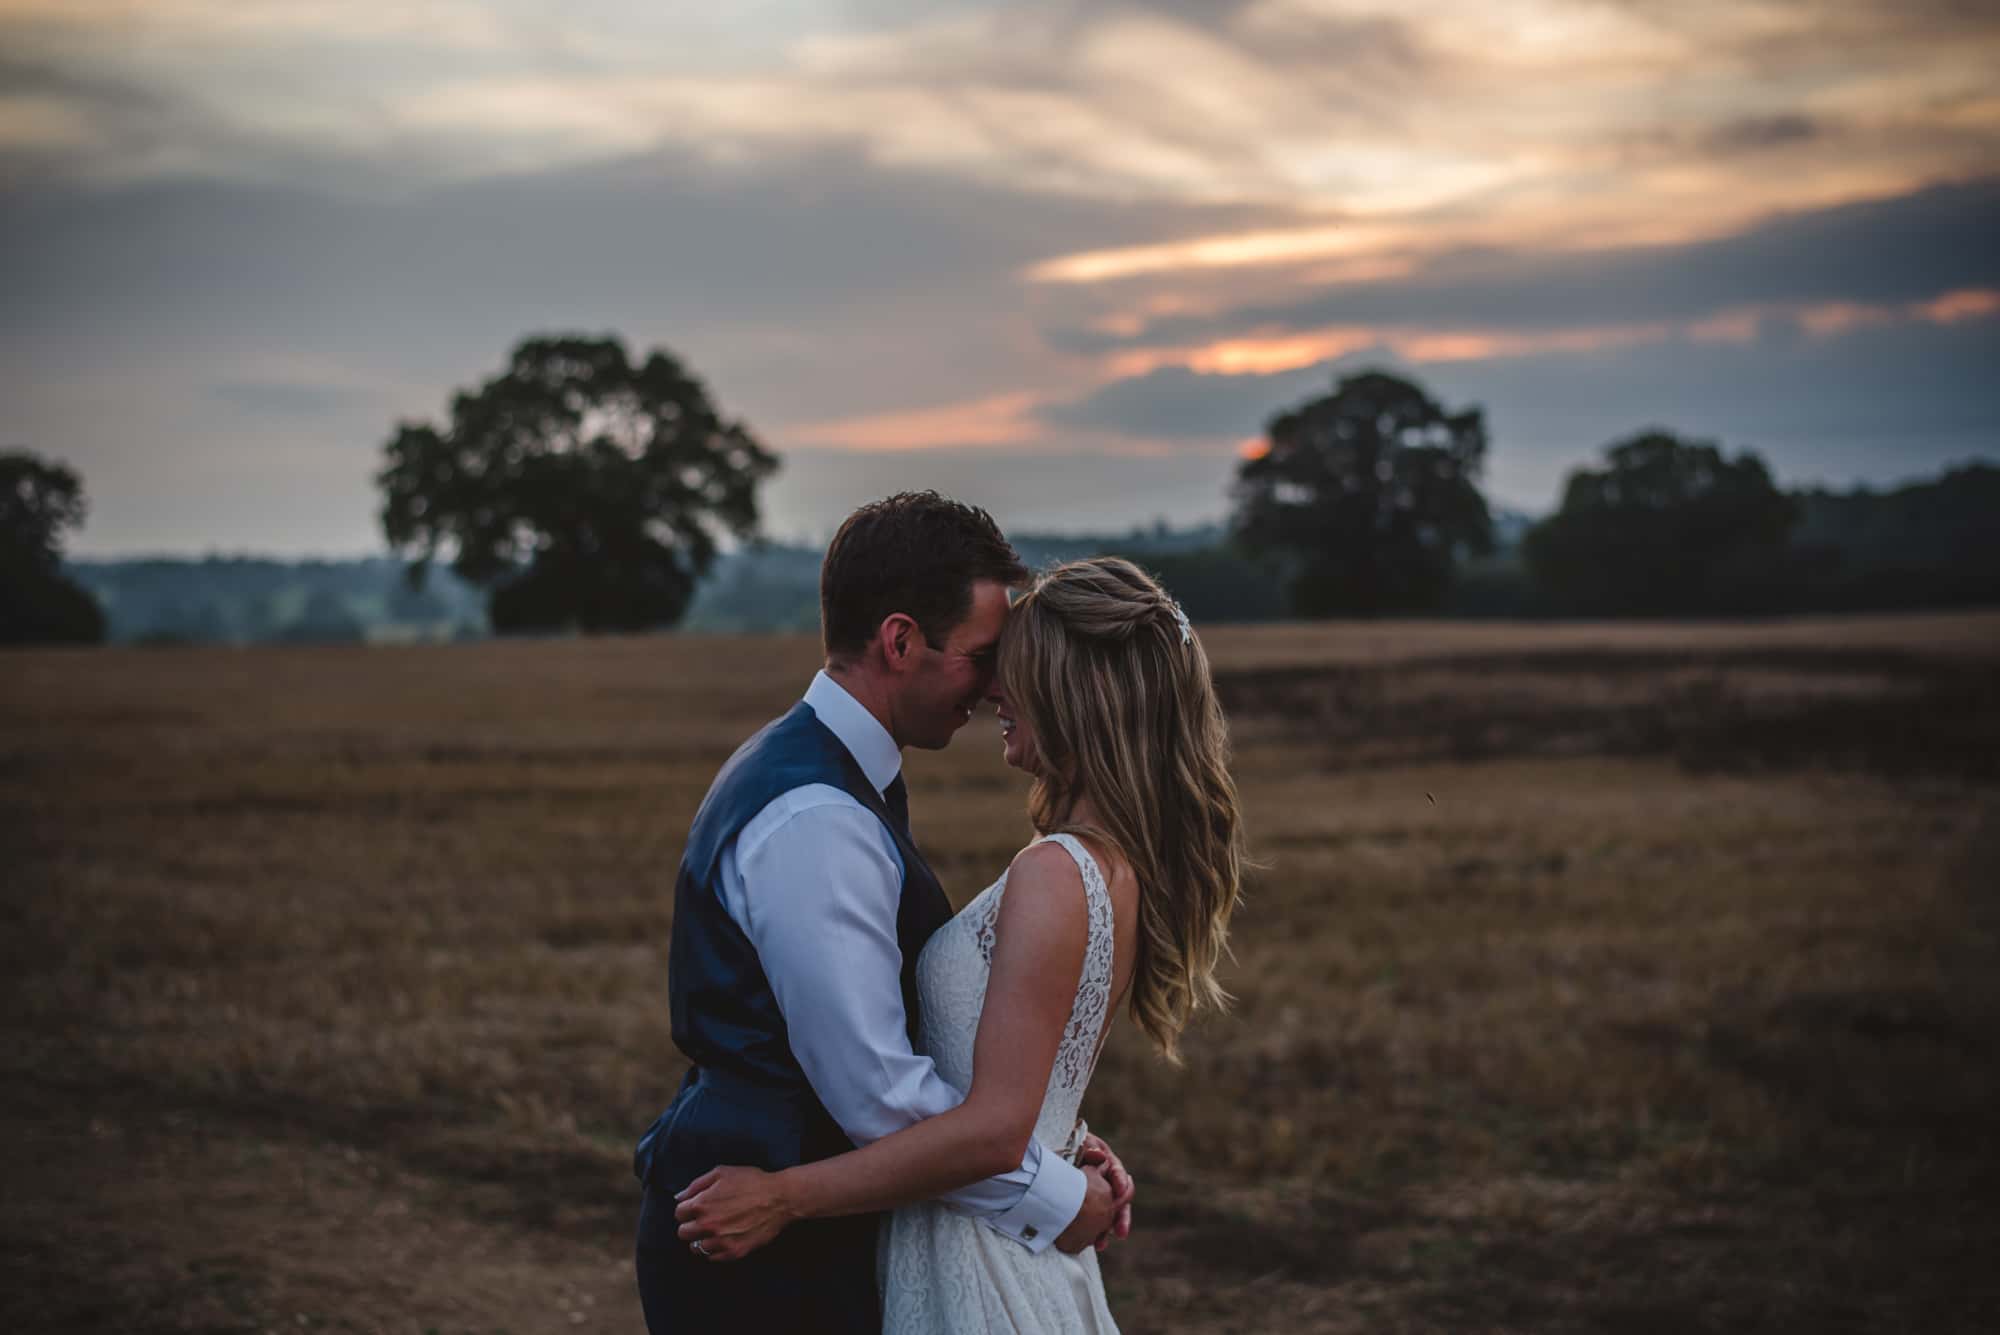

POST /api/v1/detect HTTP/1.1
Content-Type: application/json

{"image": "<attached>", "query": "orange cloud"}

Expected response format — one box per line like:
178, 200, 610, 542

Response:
1026, 222, 1406, 284
784, 392, 1041, 451
1105, 327, 1380, 378
1793, 288, 2000, 336
1109, 322, 1671, 376
1917, 288, 2000, 323
1687, 310, 1762, 343
1094, 285, 2000, 383
1399, 325, 1670, 362
1796, 301, 1892, 337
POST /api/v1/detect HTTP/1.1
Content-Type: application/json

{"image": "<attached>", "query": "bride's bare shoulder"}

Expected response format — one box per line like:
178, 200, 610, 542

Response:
1014, 832, 1127, 889
985, 842, 1091, 962
1003, 835, 1130, 916
1004, 837, 1087, 890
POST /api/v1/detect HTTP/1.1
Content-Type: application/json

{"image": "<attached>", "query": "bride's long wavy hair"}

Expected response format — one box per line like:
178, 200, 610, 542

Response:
997, 557, 1244, 1063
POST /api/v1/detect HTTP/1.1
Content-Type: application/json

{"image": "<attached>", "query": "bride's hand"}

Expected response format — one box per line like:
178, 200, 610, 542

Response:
1077, 1133, 1135, 1249
674, 1165, 798, 1262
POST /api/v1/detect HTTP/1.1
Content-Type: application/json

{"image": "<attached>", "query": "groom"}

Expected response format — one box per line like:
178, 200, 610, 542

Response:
633, 492, 1131, 1333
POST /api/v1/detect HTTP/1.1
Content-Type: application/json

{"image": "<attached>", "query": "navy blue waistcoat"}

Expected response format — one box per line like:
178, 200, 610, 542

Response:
632, 701, 952, 1323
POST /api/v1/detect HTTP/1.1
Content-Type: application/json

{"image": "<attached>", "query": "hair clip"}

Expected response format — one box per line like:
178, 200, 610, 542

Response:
1168, 597, 1193, 646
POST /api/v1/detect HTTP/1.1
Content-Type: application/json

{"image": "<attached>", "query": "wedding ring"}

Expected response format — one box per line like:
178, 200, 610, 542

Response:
691, 1240, 710, 1258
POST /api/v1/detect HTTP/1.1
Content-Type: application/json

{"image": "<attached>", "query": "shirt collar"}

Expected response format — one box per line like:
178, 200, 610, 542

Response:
803, 669, 902, 796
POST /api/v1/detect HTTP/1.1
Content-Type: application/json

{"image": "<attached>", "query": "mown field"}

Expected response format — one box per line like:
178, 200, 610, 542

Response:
4, 611, 1997, 1333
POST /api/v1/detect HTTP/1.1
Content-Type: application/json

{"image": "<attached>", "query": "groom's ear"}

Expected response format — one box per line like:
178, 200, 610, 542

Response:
879, 612, 921, 673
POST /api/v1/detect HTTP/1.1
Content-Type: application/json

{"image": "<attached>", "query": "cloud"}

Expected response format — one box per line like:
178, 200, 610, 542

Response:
12, 0, 1992, 225
1702, 112, 1825, 153
0, 57, 214, 184
785, 393, 1043, 451
1056, 178, 2000, 350
0, 0, 514, 49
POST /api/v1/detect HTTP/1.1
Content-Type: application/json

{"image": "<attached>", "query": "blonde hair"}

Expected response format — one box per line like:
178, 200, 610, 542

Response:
998, 557, 1244, 1063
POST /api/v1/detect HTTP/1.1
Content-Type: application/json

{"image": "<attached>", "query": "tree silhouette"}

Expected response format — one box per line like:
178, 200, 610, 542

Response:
1, 451, 105, 646
1521, 430, 1798, 615
377, 335, 779, 633
1231, 369, 1493, 615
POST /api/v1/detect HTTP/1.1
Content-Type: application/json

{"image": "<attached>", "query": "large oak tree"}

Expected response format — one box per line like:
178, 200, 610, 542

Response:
1231, 370, 1494, 616
378, 335, 778, 633
1522, 430, 1797, 615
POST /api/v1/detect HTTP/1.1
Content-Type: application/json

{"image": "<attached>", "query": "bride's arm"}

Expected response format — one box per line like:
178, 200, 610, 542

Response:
674, 842, 1117, 1258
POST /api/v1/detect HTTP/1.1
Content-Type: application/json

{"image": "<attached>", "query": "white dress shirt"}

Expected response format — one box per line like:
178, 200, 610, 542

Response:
714, 670, 1088, 1253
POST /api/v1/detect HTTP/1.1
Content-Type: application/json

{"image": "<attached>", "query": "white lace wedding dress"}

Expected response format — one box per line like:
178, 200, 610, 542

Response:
880, 833, 1121, 1334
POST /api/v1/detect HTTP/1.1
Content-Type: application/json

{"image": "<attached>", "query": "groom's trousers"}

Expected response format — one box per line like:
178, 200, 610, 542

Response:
634, 1181, 881, 1333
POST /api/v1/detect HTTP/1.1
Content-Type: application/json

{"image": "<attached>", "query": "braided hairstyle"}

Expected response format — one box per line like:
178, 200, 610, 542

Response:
996, 557, 1244, 1063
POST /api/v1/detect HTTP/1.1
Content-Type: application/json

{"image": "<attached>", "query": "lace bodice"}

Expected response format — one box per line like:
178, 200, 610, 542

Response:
913, 833, 1116, 1159
883, 832, 1124, 1334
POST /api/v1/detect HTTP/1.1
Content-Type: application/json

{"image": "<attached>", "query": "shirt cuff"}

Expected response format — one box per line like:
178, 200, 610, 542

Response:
983, 1145, 1088, 1254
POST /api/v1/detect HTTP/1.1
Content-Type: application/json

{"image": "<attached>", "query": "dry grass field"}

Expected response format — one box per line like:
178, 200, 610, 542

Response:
5, 611, 1998, 1333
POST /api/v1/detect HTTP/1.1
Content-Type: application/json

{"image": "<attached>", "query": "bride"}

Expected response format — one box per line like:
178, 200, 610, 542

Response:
671, 556, 1245, 1332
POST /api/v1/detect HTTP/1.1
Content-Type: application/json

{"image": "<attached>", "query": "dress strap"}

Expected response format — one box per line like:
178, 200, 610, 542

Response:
1034, 833, 1120, 1098
1037, 833, 1112, 926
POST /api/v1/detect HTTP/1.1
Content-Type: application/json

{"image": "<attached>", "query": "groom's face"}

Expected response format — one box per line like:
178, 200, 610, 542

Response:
902, 578, 1012, 751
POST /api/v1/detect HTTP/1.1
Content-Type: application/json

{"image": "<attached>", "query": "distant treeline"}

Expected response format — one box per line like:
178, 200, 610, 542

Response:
1449, 462, 2000, 620
63, 527, 1248, 644
66, 556, 491, 646
58, 464, 2000, 643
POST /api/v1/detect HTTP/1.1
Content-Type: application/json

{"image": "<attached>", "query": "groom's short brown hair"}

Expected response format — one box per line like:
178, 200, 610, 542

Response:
821, 491, 1029, 662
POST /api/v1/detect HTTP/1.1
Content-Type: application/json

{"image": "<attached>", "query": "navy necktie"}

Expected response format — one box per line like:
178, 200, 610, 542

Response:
883, 772, 912, 840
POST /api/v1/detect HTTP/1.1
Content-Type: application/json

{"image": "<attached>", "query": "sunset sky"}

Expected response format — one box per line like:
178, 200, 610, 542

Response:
4, 0, 1996, 555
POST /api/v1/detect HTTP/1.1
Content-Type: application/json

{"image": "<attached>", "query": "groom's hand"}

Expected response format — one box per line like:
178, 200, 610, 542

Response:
1053, 1162, 1120, 1255
1077, 1133, 1135, 1250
